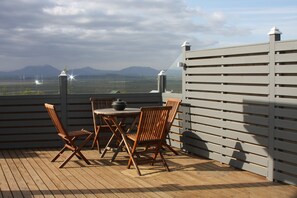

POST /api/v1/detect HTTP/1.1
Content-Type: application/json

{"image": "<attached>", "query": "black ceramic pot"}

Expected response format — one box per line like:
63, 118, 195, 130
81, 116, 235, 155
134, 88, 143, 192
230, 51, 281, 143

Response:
112, 99, 127, 111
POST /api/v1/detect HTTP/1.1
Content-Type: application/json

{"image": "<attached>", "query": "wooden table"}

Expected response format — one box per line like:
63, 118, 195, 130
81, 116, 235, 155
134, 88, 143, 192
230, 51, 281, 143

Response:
93, 108, 140, 161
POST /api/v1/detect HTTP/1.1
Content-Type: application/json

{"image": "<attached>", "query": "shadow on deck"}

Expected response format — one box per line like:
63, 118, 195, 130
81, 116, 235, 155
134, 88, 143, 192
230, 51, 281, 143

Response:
0, 148, 296, 198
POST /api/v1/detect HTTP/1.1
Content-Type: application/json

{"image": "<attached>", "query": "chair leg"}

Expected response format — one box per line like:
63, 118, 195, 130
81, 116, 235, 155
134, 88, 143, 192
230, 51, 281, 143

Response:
75, 153, 82, 160
76, 134, 92, 165
59, 149, 90, 168
59, 151, 77, 168
52, 146, 67, 162
92, 127, 101, 154
58, 134, 92, 168
159, 151, 170, 172
164, 143, 178, 155
152, 144, 170, 172
91, 132, 97, 148
76, 151, 91, 165
127, 153, 141, 176
125, 141, 141, 176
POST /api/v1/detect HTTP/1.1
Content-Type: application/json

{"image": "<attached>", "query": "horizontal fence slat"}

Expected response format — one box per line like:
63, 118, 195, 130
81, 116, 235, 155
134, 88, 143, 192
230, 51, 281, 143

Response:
182, 141, 222, 162
187, 92, 269, 104
186, 76, 269, 84
275, 87, 297, 97
186, 66, 269, 75
274, 172, 297, 186
275, 129, 297, 141
275, 118, 297, 131
274, 140, 297, 153
275, 40, 297, 51
275, 107, 297, 119
274, 150, 297, 164
221, 147, 267, 166
275, 65, 297, 73
275, 161, 297, 176
222, 130, 268, 146
185, 84, 269, 95
185, 43, 269, 59
187, 55, 269, 66
221, 156, 267, 177
222, 138, 268, 156
275, 53, 297, 63
275, 76, 297, 85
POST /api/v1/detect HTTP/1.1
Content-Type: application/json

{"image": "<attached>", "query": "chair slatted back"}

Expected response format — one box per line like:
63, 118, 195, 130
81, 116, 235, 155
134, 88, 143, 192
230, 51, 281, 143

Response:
45, 103, 93, 168
136, 106, 171, 142
165, 98, 182, 132
44, 103, 70, 141
90, 98, 114, 130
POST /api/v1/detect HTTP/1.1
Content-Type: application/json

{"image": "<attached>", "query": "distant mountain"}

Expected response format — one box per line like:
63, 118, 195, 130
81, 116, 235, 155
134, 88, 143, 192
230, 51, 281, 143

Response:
117, 66, 159, 76
0, 65, 161, 78
69, 67, 110, 76
0, 65, 60, 78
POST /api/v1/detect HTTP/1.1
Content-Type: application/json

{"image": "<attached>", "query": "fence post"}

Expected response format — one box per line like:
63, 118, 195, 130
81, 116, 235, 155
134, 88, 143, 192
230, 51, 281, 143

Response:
181, 41, 191, 98
158, 70, 167, 93
267, 27, 281, 181
180, 41, 191, 147
59, 70, 68, 129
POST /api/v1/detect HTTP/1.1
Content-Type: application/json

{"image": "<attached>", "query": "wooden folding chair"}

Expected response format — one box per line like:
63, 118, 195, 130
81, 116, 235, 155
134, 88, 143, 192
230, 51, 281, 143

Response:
163, 98, 182, 155
125, 106, 172, 176
90, 98, 114, 153
44, 103, 93, 168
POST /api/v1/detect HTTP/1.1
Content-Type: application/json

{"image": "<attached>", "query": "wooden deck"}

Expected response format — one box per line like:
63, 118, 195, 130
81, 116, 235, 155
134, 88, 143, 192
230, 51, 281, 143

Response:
0, 148, 296, 198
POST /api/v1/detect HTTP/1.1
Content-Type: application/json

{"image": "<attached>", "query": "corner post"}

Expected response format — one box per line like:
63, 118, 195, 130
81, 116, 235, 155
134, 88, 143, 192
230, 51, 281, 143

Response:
181, 41, 191, 99
267, 26, 282, 181
180, 41, 191, 150
59, 70, 68, 129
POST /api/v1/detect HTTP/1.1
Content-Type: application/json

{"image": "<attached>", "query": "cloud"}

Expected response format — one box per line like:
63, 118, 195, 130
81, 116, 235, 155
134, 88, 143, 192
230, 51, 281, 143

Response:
43, 6, 85, 16
0, 0, 253, 71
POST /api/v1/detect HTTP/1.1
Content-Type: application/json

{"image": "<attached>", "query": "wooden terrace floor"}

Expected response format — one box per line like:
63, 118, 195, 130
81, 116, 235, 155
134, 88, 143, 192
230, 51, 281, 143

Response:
0, 148, 296, 198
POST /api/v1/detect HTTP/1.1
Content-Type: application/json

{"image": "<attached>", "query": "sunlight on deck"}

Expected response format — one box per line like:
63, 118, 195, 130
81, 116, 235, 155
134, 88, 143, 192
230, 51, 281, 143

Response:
0, 149, 296, 197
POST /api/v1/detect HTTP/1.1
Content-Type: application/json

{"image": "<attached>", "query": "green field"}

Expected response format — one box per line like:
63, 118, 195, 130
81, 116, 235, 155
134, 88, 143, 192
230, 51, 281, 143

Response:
0, 75, 182, 95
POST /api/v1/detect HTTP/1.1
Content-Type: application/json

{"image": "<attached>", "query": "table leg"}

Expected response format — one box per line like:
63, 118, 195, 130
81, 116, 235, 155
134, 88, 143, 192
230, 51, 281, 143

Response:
111, 118, 141, 175
110, 115, 139, 162
100, 116, 122, 158
100, 133, 115, 158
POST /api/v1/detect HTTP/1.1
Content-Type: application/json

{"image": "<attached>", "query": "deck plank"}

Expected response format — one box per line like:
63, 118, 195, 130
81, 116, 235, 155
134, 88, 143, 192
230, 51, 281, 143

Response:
8, 150, 44, 198
0, 148, 296, 198
16, 150, 48, 198
0, 152, 14, 198
45, 149, 116, 198
34, 149, 89, 198
96, 154, 172, 198
1, 151, 24, 198
37, 149, 96, 198
21, 149, 61, 198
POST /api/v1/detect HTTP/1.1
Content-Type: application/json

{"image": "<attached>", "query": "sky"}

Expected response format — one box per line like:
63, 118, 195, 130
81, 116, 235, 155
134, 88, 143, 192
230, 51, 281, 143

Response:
0, 0, 296, 72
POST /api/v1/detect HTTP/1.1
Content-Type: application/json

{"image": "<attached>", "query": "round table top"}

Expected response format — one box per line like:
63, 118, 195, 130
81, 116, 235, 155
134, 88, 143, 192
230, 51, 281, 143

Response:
94, 108, 140, 116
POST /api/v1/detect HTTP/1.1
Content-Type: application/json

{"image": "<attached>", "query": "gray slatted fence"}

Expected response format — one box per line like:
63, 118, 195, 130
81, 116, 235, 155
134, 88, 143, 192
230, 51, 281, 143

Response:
176, 30, 297, 185
0, 91, 162, 149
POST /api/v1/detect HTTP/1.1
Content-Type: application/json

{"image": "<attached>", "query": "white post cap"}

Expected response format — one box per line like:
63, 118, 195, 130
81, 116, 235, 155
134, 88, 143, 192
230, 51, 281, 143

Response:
181, 41, 191, 47
268, 26, 282, 35
158, 70, 166, 75
59, 70, 67, 77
